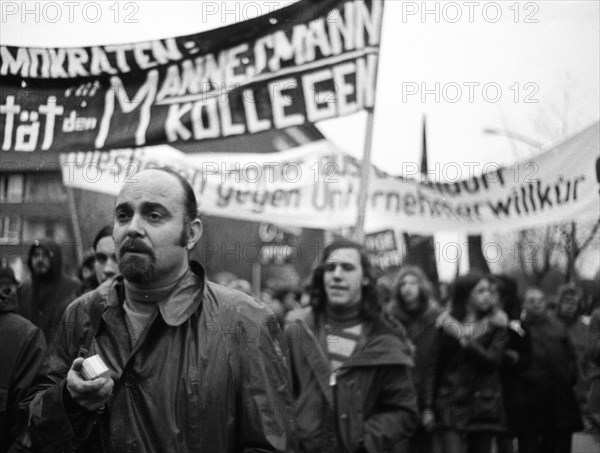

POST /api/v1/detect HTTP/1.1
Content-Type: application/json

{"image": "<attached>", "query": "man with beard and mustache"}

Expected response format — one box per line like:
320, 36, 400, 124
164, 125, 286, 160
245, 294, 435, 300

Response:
22, 169, 292, 453
18, 240, 80, 343
285, 240, 418, 453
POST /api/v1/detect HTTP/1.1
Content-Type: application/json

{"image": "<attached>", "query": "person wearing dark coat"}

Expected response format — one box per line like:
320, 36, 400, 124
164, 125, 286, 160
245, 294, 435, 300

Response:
285, 240, 419, 453
518, 286, 583, 453
555, 284, 591, 412
434, 273, 509, 453
17, 240, 80, 343
20, 169, 292, 453
491, 275, 532, 453
385, 265, 442, 453
0, 267, 47, 453
586, 307, 600, 428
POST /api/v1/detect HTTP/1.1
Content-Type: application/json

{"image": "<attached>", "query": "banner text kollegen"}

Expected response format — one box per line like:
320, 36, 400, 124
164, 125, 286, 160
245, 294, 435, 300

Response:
1, 0, 382, 152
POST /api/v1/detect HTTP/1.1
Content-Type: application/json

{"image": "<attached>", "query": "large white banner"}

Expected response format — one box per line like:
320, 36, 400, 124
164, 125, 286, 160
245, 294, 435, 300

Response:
60, 122, 599, 234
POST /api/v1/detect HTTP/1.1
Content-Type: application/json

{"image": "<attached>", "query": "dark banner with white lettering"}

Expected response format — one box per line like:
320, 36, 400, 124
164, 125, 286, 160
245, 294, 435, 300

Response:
0, 0, 382, 153
365, 229, 402, 270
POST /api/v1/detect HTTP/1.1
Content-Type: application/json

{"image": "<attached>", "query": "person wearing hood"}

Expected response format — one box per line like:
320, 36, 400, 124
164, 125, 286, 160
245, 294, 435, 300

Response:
17, 240, 80, 343
385, 265, 442, 453
285, 240, 419, 453
0, 266, 47, 452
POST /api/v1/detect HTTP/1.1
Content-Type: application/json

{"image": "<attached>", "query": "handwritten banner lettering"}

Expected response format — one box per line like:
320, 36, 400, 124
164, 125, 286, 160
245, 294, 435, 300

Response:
1, 0, 382, 153
59, 122, 600, 234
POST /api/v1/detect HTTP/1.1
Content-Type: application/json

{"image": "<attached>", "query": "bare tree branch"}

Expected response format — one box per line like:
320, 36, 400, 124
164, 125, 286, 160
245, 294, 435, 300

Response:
576, 219, 600, 259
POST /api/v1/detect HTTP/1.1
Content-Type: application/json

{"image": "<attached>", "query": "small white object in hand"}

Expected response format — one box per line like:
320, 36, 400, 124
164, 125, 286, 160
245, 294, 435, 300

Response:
81, 354, 110, 381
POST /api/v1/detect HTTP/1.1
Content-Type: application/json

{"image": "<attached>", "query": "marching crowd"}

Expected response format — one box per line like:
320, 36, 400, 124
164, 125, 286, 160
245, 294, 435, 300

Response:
1, 168, 599, 453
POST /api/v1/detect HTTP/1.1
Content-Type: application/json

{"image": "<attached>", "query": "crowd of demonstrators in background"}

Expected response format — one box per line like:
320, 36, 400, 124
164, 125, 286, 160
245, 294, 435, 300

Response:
256, 286, 301, 327
379, 268, 595, 453
285, 240, 419, 452
273, 285, 302, 313
211, 270, 304, 327
2, 218, 599, 452
17, 241, 80, 344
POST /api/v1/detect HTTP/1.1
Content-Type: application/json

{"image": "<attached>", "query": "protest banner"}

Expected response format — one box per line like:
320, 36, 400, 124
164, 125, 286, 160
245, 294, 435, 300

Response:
364, 229, 402, 270
258, 222, 300, 265
59, 121, 600, 234
1, 0, 383, 153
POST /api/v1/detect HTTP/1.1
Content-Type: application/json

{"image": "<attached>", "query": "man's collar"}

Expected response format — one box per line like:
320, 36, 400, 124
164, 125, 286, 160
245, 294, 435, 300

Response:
107, 261, 206, 326
157, 262, 205, 326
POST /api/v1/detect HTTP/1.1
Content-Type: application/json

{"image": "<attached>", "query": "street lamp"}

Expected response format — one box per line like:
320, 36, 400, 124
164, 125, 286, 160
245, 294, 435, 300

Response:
483, 127, 543, 150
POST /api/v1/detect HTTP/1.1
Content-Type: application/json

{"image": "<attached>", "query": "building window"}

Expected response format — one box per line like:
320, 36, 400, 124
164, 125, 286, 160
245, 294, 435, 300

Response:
0, 174, 24, 203
24, 173, 67, 203
0, 215, 22, 244
22, 217, 69, 245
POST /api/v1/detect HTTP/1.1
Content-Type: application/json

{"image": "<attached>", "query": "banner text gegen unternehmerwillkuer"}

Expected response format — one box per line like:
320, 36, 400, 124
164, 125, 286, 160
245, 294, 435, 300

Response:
60, 121, 600, 234
0, 0, 382, 153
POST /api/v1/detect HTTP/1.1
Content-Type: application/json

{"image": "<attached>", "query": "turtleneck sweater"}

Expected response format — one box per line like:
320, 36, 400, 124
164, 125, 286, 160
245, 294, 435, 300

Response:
325, 303, 363, 371
123, 264, 188, 347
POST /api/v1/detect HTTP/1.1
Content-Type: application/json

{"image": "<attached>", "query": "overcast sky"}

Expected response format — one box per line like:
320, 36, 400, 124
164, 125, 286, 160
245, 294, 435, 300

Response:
2, 0, 598, 278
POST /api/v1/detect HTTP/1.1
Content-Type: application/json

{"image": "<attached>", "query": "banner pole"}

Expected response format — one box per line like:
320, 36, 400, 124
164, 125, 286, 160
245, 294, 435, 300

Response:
66, 186, 84, 265
354, 0, 385, 243
252, 262, 261, 297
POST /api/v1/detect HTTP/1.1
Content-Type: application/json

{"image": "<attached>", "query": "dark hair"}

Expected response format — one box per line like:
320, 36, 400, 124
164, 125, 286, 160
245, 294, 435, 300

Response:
93, 225, 113, 251
151, 168, 199, 247
78, 254, 97, 280
450, 271, 490, 321
310, 239, 380, 320
392, 265, 434, 312
492, 274, 521, 320
82, 255, 96, 268
154, 167, 198, 222
557, 283, 583, 302
557, 283, 583, 313
273, 286, 301, 302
